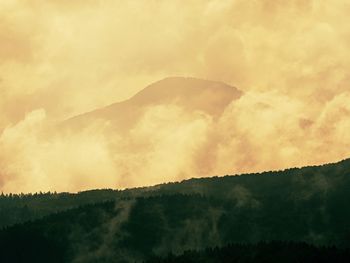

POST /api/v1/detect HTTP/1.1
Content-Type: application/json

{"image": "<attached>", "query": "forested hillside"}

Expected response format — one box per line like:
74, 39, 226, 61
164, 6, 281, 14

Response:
1, 158, 350, 262
145, 242, 350, 263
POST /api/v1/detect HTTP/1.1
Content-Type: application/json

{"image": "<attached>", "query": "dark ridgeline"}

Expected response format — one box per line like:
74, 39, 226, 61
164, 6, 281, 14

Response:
145, 242, 350, 263
0, 158, 350, 262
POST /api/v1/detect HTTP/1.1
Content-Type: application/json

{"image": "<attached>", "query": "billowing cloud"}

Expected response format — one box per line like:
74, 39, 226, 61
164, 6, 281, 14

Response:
1, 0, 350, 192
0, 110, 120, 192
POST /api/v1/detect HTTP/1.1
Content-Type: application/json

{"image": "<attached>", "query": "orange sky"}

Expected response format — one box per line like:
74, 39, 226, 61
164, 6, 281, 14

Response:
1, 0, 350, 193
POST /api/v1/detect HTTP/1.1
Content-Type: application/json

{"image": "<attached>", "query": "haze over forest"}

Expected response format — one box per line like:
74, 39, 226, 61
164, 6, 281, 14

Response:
1, 0, 350, 193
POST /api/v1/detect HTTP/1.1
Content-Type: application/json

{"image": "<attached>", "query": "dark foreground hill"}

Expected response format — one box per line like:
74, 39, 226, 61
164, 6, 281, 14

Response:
146, 242, 350, 263
1, 158, 350, 262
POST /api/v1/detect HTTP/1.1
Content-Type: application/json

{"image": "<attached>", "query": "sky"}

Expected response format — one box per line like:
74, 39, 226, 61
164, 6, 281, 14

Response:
1, 0, 350, 193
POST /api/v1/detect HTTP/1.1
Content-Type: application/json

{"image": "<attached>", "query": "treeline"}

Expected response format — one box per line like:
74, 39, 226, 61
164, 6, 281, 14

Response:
146, 242, 350, 263
0, 189, 120, 229
2, 158, 350, 230
0, 158, 350, 261
0, 191, 350, 262
0, 191, 57, 198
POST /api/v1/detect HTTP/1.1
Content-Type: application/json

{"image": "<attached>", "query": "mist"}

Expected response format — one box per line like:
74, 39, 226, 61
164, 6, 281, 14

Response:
1, 0, 350, 192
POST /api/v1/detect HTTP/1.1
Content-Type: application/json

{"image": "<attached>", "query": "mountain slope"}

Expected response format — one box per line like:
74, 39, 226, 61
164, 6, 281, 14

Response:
146, 242, 350, 263
1, 158, 350, 262
62, 77, 241, 132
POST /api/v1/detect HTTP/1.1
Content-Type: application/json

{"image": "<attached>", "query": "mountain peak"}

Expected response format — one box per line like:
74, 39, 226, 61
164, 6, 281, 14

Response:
63, 77, 242, 131
131, 76, 240, 103
127, 77, 241, 115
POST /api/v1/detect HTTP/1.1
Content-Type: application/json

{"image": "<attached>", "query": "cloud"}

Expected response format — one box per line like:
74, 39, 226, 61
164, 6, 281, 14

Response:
2, 0, 349, 123
120, 105, 212, 186
0, 110, 120, 192
2, 89, 350, 193
1, 0, 350, 192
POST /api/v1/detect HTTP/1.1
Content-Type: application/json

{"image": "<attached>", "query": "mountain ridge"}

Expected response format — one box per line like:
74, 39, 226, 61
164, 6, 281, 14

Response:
61, 77, 242, 131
